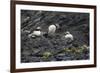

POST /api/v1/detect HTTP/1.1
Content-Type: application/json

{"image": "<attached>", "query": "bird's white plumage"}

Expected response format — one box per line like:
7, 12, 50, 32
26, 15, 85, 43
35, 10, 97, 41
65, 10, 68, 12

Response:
65, 34, 73, 40
48, 24, 56, 35
32, 31, 41, 36
64, 32, 73, 42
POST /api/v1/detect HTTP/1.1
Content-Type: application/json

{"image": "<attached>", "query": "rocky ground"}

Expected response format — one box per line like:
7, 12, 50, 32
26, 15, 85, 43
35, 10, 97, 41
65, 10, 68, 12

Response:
21, 10, 90, 63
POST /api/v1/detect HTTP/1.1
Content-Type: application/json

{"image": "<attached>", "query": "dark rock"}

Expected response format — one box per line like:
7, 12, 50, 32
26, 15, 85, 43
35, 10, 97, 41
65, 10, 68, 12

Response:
21, 10, 89, 62
55, 53, 67, 61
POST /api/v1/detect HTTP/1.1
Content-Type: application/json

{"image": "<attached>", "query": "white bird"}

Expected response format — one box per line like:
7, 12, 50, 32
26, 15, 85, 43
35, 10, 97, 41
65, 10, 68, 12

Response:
48, 24, 59, 36
28, 27, 42, 38
64, 31, 74, 43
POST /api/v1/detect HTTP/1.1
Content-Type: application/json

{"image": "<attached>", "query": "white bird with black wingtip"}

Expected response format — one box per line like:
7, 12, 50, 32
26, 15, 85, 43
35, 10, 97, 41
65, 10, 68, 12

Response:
28, 27, 42, 38
64, 31, 74, 43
